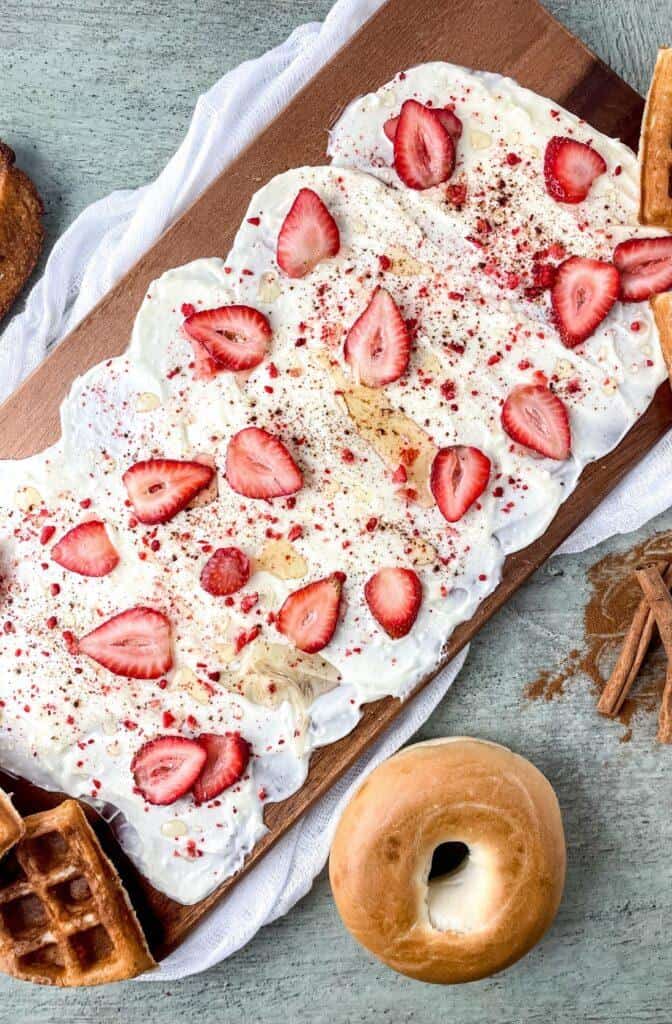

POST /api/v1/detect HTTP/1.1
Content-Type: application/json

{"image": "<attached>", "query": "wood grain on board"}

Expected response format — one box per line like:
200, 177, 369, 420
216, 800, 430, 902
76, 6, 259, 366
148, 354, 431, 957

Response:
0, 0, 669, 959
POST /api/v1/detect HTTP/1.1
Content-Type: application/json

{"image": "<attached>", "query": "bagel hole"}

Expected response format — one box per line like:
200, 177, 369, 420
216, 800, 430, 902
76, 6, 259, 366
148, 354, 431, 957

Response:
428, 841, 469, 881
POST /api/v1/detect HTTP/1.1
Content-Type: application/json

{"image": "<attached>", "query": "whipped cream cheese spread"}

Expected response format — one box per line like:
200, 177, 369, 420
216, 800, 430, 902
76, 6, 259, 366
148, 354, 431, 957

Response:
0, 63, 665, 904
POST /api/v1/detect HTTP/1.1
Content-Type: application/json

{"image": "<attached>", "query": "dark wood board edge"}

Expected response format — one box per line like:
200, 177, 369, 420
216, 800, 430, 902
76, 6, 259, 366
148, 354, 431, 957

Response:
0, 0, 668, 962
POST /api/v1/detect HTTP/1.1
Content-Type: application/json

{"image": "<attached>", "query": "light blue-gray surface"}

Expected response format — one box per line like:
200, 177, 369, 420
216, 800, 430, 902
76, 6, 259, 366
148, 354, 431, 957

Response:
2, 1, 672, 1021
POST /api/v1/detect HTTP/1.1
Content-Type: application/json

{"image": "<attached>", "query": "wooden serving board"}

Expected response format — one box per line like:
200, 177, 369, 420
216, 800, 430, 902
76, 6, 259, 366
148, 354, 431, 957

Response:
1, 0, 670, 961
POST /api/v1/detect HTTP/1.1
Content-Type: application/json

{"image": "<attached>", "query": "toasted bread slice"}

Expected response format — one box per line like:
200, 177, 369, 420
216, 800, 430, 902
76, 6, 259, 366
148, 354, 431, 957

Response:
640, 48, 672, 231
0, 141, 44, 322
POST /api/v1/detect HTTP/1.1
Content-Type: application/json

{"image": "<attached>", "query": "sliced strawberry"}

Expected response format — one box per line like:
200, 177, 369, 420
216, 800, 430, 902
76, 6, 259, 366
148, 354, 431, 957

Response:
430, 446, 491, 523
277, 573, 345, 653
364, 567, 422, 639
123, 458, 214, 525
131, 736, 206, 806
384, 104, 462, 143
226, 427, 302, 499
183, 305, 271, 372
51, 520, 119, 577
344, 287, 411, 387
276, 188, 340, 279
393, 99, 455, 190
502, 384, 571, 460
551, 256, 619, 347
193, 732, 250, 803
78, 606, 173, 679
613, 236, 672, 302
200, 547, 250, 596
544, 136, 607, 204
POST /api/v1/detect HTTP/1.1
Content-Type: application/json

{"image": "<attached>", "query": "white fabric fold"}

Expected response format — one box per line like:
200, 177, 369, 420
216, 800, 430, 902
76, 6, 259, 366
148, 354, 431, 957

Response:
2, 0, 670, 979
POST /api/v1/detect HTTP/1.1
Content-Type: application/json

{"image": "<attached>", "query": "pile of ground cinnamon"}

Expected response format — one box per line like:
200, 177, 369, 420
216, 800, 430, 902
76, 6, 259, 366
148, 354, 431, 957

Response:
525, 531, 672, 741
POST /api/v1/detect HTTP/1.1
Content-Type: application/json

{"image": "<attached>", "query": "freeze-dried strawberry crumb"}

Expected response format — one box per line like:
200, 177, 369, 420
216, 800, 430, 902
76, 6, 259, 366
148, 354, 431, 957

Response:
40, 525, 56, 545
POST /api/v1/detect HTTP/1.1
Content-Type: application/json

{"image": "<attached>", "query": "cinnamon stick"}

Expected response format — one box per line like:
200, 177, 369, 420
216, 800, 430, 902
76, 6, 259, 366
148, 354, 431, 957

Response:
635, 565, 672, 744
598, 560, 672, 717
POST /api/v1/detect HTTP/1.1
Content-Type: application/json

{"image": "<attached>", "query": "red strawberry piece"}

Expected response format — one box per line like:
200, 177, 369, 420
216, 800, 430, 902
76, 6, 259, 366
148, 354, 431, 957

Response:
200, 547, 250, 596
277, 573, 345, 653
613, 236, 672, 302
123, 458, 214, 525
393, 99, 455, 190
276, 188, 340, 279
344, 287, 411, 387
226, 427, 302, 499
51, 520, 119, 578
544, 136, 607, 204
183, 305, 271, 372
364, 567, 422, 639
131, 736, 206, 806
384, 104, 462, 143
193, 732, 250, 803
430, 446, 491, 523
502, 384, 571, 460
78, 606, 173, 679
551, 256, 620, 347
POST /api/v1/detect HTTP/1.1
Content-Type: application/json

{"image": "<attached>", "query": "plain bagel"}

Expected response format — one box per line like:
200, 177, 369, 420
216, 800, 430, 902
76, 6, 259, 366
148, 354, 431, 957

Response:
329, 737, 565, 984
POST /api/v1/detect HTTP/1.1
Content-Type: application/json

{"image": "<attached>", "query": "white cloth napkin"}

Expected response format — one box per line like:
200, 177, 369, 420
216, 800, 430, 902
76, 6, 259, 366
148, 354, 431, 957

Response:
2, 0, 671, 981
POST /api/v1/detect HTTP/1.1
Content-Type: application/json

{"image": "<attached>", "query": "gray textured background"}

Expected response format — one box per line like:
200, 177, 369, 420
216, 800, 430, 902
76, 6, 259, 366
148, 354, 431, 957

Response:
2, 1, 672, 1021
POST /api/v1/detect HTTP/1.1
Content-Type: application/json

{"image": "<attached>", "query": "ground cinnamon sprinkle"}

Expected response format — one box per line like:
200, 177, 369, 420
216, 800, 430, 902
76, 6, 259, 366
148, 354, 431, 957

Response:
524, 531, 672, 737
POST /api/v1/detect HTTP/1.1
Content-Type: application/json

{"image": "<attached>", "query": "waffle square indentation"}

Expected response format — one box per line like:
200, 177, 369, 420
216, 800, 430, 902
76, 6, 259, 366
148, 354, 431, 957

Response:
25, 830, 69, 873
48, 876, 93, 919
68, 924, 114, 971
17, 942, 65, 982
1, 892, 48, 939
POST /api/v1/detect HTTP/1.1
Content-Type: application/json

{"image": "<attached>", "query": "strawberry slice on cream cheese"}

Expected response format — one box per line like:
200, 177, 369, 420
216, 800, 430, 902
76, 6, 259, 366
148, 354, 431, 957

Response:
364, 567, 422, 639
78, 606, 173, 679
393, 99, 455, 190
276, 188, 340, 278
277, 573, 345, 653
193, 733, 251, 804
132, 736, 207, 805
225, 427, 302, 499
123, 458, 215, 525
502, 384, 571, 461
183, 305, 271, 372
344, 287, 411, 387
51, 520, 119, 577
613, 236, 672, 302
551, 256, 620, 348
430, 446, 491, 523
544, 136, 607, 204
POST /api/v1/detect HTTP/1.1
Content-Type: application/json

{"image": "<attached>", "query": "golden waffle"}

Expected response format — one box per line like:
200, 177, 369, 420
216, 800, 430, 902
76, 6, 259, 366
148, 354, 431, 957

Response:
0, 800, 155, 986
0, 790, 24, 860
638, 48, 672, 380
640, 48, 672, 231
